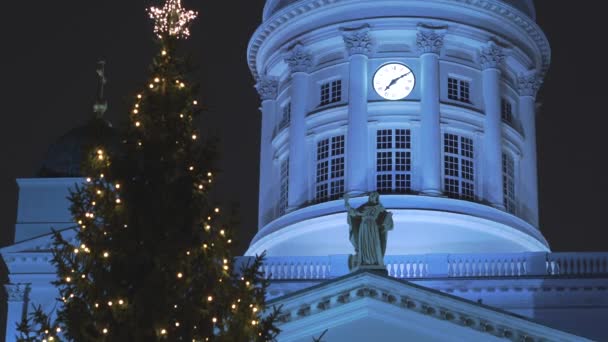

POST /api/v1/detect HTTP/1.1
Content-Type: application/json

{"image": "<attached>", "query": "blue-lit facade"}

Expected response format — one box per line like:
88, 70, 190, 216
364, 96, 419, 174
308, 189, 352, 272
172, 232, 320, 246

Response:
1, 1, 607, 341
246, 0, 608, 340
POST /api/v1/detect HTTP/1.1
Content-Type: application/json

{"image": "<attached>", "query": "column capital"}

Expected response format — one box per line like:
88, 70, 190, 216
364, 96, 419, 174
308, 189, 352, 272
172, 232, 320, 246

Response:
255, 76, 279, 101
284, 43, 313, 74
416, 24, 446, 55
517, 72, 542, 98
5, 283, 29, 302
479, 41, 506, 70
341, 25, 373, 56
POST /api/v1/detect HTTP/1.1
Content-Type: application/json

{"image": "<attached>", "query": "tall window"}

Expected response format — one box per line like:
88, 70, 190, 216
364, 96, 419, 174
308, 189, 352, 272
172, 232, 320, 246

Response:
444, 133, 475, 200
320, 80, 342, 106
278, 157, 289, 216
447, 77, 470, 103
316, 135, 345, 202
279, 103, 291, 130
502, 153, 516, 214
376, 129, 412, 193
501, 98, 513, 124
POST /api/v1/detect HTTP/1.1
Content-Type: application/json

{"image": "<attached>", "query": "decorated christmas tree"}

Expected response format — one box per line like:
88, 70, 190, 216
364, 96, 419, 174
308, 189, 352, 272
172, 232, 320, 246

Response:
17, 1, 279, 341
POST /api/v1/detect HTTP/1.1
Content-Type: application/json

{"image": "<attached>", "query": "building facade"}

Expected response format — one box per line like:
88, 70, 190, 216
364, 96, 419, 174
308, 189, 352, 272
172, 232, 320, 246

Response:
245, 0, 608, 340
2, 0, 608, 341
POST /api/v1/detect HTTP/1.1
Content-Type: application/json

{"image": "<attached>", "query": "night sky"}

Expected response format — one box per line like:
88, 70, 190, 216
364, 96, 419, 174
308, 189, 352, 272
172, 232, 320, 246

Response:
0, 1, 606, 255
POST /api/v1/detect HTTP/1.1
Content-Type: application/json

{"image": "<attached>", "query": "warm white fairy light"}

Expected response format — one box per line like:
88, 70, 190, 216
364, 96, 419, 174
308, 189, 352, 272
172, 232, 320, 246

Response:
148, 0, 198, 39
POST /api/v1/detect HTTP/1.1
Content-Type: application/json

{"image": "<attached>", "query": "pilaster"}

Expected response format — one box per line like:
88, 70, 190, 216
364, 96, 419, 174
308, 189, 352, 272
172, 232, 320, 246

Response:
285, 44, 312, 210
517, 71, 542, 227
256, 76, 279, 227
342, 26, 372, 195
417, 24, 446, 196
480, 41, 506, 209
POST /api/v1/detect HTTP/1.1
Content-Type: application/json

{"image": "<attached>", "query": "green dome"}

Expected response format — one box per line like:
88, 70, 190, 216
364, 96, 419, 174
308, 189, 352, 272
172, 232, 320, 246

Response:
39, 118, 121, 178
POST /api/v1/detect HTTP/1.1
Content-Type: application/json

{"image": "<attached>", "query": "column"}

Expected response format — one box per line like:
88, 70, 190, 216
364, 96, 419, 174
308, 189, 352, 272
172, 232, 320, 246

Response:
518, 72, 541, 227
285, 44, 312, 210
417, 25, 445, 196
255, 77, 278, 228
480, 41, 506, 209
5, 284, 29, 341
342, 26, 372, 195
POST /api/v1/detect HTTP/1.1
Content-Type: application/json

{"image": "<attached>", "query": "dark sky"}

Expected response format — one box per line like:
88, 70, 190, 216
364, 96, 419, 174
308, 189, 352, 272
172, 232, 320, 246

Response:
0, 1, 606, 254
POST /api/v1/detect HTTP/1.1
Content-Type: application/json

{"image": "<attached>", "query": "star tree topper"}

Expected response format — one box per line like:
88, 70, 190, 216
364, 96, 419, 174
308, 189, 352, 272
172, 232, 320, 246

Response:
148, 0, 198, 39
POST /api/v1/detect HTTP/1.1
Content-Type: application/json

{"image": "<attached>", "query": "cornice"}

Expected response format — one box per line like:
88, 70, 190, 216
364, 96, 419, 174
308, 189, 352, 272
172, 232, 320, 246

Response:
270, 272, 586, 341
247, 0, 550, 79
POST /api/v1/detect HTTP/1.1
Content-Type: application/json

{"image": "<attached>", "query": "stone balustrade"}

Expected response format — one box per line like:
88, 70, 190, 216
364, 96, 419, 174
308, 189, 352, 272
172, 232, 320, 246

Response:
240, 252, 608, 280
547, 252, 608, 276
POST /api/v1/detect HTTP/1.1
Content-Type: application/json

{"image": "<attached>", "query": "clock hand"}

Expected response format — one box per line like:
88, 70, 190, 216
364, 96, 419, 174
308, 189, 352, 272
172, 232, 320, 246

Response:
384, 72, 412, 91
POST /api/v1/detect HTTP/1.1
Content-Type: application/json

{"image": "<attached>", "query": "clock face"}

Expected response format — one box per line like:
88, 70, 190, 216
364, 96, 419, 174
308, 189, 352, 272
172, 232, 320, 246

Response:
373, 63, 416, 100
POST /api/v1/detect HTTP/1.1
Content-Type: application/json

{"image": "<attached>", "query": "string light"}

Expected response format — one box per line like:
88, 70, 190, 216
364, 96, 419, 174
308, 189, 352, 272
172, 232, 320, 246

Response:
177, 272, 183, 278
148, 0, 198, 39
102, 328, 108, 334
103, 252, 109, 258
118, 299, 124, 305
207, 296, 213, 302
161, 329, 167, 335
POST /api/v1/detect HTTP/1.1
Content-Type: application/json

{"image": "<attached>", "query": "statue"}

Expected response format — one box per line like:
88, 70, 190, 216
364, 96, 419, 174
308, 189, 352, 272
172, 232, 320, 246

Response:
344, 192, 394, 272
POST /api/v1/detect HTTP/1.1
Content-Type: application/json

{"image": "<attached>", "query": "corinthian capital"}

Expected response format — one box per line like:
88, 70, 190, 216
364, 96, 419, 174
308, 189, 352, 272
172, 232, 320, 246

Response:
255, 76, 278, 101
284, 43, 313, 74
479, 41, 506, 70
517, 72, 542, 97
5, 283, 29, 302
416, 24, 446, 55
342, 25, 372, 56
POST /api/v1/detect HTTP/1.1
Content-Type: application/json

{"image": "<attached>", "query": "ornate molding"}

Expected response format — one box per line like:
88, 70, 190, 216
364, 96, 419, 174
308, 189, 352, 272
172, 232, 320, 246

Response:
479, 41, 506, 70
273, 280, 559, 341
255, 76, 279, 101
341, 25, 372, 56
416, 24, 446, 55
5, 284, 29, 302
248, 0, 550, 79
284, 43, 313, 74
517, 72, 542, 97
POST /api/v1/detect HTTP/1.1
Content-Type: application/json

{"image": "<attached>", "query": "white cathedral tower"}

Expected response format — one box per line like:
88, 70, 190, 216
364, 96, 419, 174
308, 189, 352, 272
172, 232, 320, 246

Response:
243, 1, 608, 340
248, 0, 548, 257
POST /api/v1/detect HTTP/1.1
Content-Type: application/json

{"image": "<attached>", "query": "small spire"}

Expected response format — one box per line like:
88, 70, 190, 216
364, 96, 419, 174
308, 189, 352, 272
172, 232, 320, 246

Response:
93, 60, 108, 118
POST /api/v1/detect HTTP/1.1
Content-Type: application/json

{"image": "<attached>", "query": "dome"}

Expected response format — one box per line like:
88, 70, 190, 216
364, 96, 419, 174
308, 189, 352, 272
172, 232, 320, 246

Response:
39, 117, 121, 178
264, 0, 535, 20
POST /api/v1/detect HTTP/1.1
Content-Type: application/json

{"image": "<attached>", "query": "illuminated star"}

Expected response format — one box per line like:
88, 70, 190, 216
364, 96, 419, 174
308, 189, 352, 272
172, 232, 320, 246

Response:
148, 0, 198, 39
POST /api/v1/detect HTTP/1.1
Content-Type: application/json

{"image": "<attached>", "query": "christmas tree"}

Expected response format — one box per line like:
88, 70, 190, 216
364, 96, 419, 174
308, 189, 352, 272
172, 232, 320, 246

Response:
17, 0, 279, 341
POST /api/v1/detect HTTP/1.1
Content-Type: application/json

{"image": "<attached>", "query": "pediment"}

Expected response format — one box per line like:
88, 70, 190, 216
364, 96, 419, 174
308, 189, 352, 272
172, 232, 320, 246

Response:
270, 271, 587, 342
